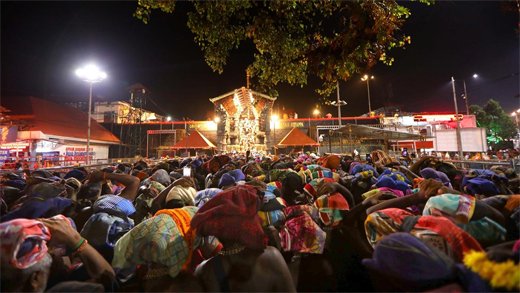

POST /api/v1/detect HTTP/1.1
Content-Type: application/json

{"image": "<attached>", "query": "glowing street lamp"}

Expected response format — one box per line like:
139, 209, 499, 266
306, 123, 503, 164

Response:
75, 65, 107, 165
214, 117, 220, 123
361, 75, 374, 115
460, 74, 478, 116
271, 115, 278, 154
166, 116, 172, 121
313, 109, 320, 118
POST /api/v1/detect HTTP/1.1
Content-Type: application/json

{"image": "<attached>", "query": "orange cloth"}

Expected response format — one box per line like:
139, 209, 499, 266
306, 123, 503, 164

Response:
413, 177, 425, 189
505, 195, 520, 212
321, 155, 340, 170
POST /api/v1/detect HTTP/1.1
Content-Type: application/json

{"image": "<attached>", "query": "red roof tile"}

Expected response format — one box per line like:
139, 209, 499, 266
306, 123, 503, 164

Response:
2, 96, 120, 143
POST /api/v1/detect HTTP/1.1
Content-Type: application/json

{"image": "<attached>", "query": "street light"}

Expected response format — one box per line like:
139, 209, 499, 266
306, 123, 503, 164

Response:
271, 115, 278, 155
166, 116, 171, 121
451, 77, 464, 160
459, 74, 478, 116
214, 117, 220, 123
75, 65, 106, 165
361, 75, 374, 115
313, 109, 320, 118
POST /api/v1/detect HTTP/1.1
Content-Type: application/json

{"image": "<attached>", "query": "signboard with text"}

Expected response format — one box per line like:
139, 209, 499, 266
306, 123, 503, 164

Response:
0, 149, 9, 162
64, 147, 94, 161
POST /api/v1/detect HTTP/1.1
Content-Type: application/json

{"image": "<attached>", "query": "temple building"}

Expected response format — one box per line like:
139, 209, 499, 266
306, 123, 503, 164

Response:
210, 87, 276, 153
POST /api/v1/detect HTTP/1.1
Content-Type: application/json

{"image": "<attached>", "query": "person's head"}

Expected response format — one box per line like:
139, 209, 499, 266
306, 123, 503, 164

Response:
0, 219, 53, 292
76, 182, 102, 202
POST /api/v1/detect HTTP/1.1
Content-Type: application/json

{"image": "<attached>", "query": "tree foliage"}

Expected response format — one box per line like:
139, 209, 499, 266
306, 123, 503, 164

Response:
469, 99, 518, 145
134, 0, 432, 100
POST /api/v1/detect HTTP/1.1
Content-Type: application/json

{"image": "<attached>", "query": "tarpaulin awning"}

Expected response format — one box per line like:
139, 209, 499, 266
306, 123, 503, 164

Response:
334, 124, 432, 141
170, 130, 216, 149
277, 127, 320, 147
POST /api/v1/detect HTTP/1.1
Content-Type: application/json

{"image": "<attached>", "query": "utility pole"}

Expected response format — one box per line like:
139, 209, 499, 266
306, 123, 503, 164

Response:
451, 77, 464, 160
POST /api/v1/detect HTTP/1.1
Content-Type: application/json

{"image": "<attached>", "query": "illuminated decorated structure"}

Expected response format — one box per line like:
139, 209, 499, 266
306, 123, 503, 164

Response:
210, 87, 276, 153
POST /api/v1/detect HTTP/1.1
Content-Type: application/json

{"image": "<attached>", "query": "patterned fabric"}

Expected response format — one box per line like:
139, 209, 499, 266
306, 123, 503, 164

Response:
267, 181, 283, 191
297, 169, 313, 184
372, 150, 396, 167
191, 185, 265, 249
314, 193, 350, 226
303, 178, 335, 198
310, 171, 339, 182
280, 205, 326, 254
462, 217, 506, 246
365, 208, 483, 261
194, 188, 222, 207
93, 195, 136, 216
149, 181, 166, 194
423, 194, 476, 225
258, 210, 285, 227
0, 219, 51, 269
112, 206, 198, 278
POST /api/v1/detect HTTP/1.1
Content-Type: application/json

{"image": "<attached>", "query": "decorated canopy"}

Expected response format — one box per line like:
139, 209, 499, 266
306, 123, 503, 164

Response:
277, 127, 320, 147
170, 130, 216, 150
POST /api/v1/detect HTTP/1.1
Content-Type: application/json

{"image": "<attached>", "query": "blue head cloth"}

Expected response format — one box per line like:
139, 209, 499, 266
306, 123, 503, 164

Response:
464, 177, 500, 197
218, 169, 245, 188
2, 179, 26, 190
350, 164, 379, 177
420, 168, 452, 187
375, 176, 411, 195
194, 188, 223, 207
362, 233, 456, 290
64, 169, 86, 181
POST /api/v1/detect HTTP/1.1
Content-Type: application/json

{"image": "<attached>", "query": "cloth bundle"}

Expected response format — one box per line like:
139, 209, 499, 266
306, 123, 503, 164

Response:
194, 188, 222, 208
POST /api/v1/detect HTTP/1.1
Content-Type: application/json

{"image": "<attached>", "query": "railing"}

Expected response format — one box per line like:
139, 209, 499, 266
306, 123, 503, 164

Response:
442, 159, 520, 172
0, 158, 142, 175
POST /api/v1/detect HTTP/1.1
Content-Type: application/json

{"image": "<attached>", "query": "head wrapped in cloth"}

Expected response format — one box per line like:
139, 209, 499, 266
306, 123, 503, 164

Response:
166, 186, 197, 208
112, 206, 199, 278
191, 185, 265, 249
0, 219, 51, 269
151, 169, 171, 187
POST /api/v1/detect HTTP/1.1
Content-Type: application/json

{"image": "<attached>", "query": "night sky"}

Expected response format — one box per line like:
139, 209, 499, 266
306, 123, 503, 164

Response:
1, 1, 519, 121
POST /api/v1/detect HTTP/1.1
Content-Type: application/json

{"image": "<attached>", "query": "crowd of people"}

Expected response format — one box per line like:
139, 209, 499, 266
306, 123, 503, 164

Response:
0, 150, 519, 292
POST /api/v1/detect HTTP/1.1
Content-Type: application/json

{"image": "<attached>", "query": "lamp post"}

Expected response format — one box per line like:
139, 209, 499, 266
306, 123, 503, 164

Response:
361, 75, 374, 115
75, 65, 106, 165
460, 74, 478, 116
451, 77, 464, 160
183, 117, 189, 157
330, 81, 347, 153
271, 115, 278, 155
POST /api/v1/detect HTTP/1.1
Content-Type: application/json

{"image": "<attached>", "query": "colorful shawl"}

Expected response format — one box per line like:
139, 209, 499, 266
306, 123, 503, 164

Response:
303, 178, 335, 199
279, 205, 326, 254
313, 193, 350, 226
310, 171, 339, 182
0, 219, 51, 269
112, 206, 198, 277
423, 194, 476, 225
258, 210, 285, 227
365, 208, 483, 261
